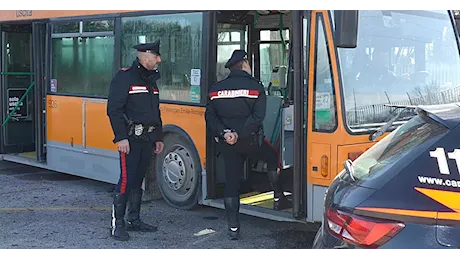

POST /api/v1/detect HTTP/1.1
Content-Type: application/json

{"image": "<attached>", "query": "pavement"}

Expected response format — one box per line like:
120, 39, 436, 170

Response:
0, 160, 320, 249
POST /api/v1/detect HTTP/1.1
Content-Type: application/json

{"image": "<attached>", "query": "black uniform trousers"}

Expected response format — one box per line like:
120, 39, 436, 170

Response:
112, 140, 154, 223
115, 139, 154, 194
219, 137, 281, 198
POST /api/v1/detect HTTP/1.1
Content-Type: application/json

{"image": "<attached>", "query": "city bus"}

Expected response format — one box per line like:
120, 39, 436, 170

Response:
0, 10, 459, 223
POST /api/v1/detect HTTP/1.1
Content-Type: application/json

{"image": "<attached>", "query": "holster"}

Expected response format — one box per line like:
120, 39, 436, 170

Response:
124, 114, 135, 136
253, 128, 264, 147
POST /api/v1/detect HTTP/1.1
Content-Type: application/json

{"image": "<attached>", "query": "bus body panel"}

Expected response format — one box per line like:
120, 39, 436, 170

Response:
47, 95, 83, 146
306, 183, 328, 222
0, 11, 136, 22
0, 8, 206, 22
45, 95, 206, 184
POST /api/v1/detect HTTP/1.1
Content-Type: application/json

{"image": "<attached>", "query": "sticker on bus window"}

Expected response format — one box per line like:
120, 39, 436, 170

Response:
50, 79, 57, 93
316, 110, 331, 122
191, 69, 201, 86
316, 92, 331, 110
190, 85, 200, 103
7, 88, 27, 118
138, 35, 146, 44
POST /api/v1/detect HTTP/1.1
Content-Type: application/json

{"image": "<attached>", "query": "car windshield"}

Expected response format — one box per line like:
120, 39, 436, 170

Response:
337, 10, 460, 133
350, 114, 449, 181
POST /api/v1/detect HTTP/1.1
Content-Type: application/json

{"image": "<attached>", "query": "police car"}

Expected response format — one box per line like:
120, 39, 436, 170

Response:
313, 103, 460, 249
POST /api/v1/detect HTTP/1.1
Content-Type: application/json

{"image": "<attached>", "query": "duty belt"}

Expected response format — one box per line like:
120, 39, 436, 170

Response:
133, 124, 155, 136
124, 114, 156, 138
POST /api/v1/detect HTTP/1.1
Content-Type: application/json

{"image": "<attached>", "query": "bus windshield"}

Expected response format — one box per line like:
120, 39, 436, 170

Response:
337, 10, 460, 133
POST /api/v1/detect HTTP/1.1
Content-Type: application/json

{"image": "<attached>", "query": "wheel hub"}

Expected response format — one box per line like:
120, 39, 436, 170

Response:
163, 151, 186, 191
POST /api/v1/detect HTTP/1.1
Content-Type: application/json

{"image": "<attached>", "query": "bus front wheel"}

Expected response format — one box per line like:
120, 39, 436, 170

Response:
155, 133, 201, 210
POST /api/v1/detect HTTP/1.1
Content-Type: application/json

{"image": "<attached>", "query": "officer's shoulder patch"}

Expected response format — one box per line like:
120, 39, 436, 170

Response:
120, 67, 131, 72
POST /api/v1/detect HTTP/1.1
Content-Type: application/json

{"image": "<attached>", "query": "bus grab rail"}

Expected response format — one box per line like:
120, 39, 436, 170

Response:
1, 71, 35, 127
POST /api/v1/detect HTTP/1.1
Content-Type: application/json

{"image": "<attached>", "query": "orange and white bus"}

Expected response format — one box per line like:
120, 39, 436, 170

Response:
0, 10, 459, 223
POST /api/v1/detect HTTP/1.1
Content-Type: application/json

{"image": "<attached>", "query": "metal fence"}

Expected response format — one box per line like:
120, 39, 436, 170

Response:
346, 86, 460, 126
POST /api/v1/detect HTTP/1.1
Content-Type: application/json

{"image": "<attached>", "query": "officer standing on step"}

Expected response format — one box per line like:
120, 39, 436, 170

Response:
205, 50, 288, 240
107, 40, 164, 241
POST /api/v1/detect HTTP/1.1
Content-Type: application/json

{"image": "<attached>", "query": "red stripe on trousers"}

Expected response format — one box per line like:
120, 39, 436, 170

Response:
264, 138, 282, 170
120, 152, 127, 194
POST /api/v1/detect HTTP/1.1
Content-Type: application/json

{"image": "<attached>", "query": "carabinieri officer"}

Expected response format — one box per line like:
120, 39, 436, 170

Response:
107, 41, 164, 241
205, 50, 287, 240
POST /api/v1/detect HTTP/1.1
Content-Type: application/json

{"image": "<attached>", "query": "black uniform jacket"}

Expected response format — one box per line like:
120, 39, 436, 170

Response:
107, 58, 163, 143
205, 69, 266, 140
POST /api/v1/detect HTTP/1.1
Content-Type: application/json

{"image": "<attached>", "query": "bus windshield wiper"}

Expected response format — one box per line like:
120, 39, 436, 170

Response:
369, 104, 417, 142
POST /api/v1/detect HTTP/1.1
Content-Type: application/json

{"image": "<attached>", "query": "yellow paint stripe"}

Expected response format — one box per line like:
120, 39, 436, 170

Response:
18, 152, 36, 159
240, 192, 274, 205
239, 192, 259, 199
0, 207, 111, 211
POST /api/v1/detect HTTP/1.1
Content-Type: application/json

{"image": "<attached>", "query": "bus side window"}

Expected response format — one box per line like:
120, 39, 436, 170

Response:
121, 12, 204, 104
52, 20, 115, 97
313, 14, 337, 132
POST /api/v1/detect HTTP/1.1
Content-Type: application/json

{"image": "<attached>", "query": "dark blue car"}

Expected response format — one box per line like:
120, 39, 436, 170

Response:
313, 103, 460, 249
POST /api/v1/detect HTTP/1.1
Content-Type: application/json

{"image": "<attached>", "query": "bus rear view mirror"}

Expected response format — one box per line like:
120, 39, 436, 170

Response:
334, 10, 359, 48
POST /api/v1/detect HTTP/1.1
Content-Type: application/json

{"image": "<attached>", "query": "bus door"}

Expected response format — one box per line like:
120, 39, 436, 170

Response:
205, 11, 305, 221
206, 11, 252, 199
0, 24, 35, 156
254, 22, 295, 207
31, 22, 47, 162
0, 22, 47, 161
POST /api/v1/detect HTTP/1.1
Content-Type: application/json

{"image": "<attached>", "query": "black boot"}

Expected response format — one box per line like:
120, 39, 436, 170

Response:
274, 194, 291, 211
111, 193, 130, 241
126, 188, 158, 232
267, 170, 290, 211
224, 197, 240, 240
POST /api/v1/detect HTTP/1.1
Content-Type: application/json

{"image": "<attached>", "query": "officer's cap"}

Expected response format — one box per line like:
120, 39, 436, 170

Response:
225, 50, 247, 69
133, 40, 161, 55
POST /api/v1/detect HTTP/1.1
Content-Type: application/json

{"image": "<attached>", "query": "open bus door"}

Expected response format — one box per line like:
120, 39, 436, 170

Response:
204, 10, 306, 221
205, 11, 254, 199
0, 23, 36, 156
291, 10, 306, 220
0, 21, 47, 162
32, 21, 48, 163
0, 24, 34, 155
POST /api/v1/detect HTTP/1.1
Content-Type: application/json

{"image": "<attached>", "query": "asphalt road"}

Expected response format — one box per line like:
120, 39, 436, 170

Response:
0, 160, 320, 249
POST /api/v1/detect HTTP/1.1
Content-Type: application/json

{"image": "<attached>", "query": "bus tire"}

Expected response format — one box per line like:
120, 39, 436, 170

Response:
155, 133, 201, 210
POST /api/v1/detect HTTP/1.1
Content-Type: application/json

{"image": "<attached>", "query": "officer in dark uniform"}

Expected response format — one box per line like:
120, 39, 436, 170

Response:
205, 50, 288, 240
107, 41, 164, 241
